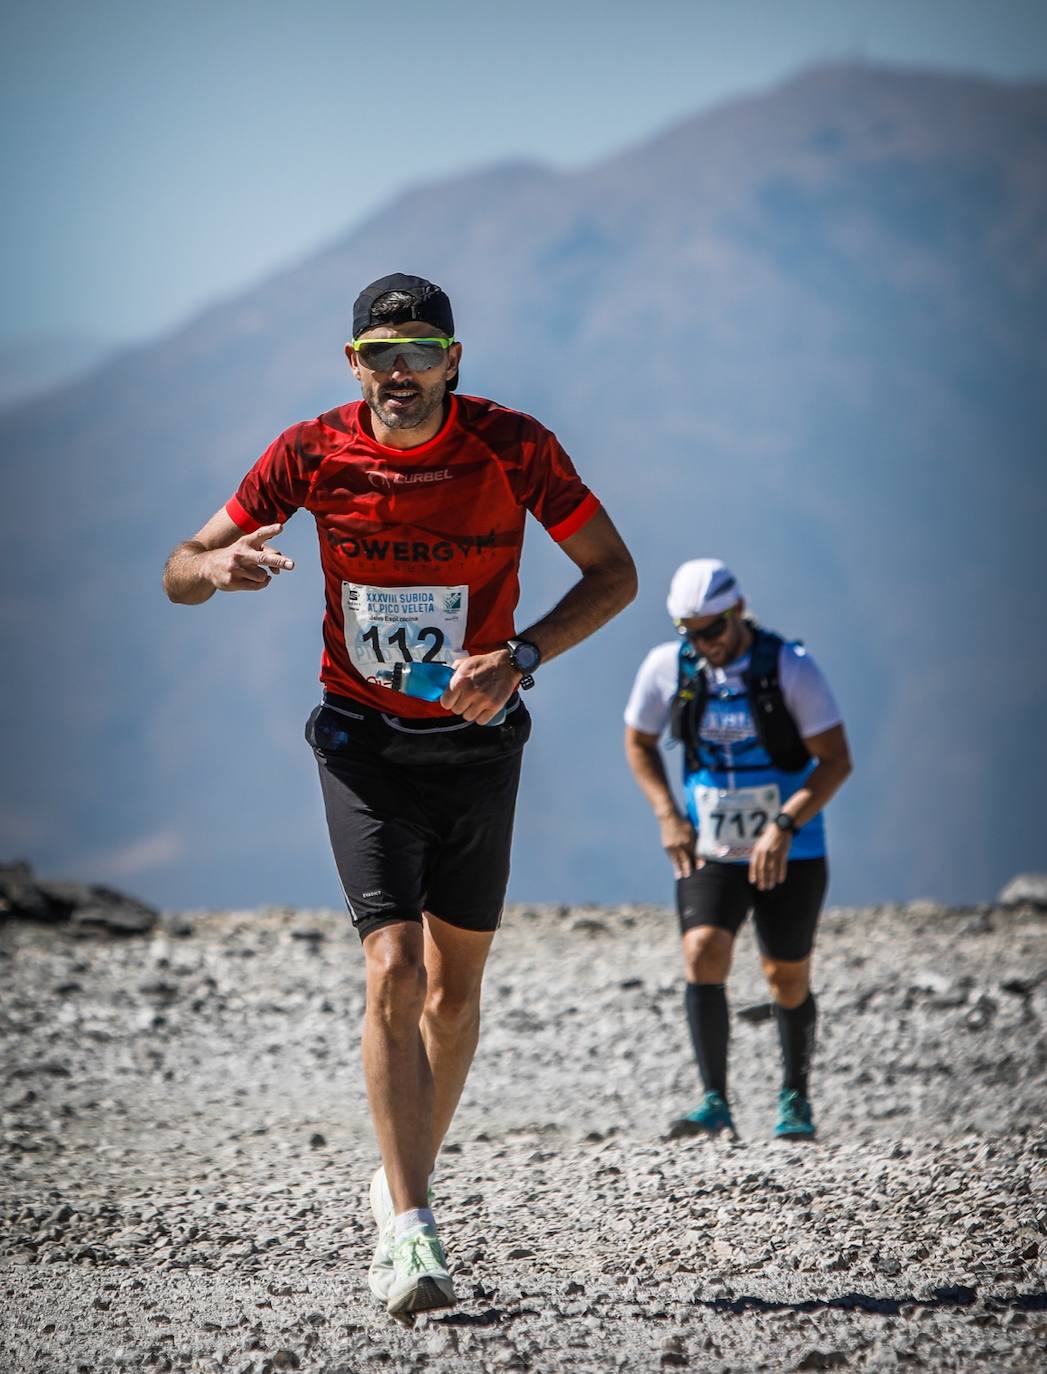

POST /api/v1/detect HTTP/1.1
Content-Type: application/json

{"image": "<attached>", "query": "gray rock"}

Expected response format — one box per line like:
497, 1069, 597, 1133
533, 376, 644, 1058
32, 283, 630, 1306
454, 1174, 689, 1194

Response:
736, 1001, 775, 1024
793, 1350, 848, 1370
0, 863, 158, 932
964, 995, 997, 1030
0, 861, 60, 920
905, 899, 947, 919
997, 874, 1047, 908
70, 898, 158, 934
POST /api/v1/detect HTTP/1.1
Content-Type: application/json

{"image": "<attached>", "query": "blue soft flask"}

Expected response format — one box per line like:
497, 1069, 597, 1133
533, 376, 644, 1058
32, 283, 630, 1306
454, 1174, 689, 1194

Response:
377, 661, 506, 726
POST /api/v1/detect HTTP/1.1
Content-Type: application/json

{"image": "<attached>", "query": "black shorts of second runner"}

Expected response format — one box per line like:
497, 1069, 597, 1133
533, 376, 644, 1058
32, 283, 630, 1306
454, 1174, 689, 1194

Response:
676, 858, 828, 961
305, 693, 531, 942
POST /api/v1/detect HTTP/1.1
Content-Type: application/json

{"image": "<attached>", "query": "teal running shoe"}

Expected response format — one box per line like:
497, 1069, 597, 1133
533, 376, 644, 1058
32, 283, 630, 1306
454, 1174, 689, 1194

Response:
773, 1089, 816, 1139
668, 1090, 737, 1139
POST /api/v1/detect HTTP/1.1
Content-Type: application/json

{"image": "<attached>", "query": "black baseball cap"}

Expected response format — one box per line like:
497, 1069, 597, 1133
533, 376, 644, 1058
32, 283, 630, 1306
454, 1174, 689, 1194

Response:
352, 273, 455, 339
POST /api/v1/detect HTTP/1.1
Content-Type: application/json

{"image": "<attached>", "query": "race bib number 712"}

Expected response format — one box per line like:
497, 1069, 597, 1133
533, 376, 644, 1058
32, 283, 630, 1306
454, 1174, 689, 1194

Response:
695, 783, 781, 861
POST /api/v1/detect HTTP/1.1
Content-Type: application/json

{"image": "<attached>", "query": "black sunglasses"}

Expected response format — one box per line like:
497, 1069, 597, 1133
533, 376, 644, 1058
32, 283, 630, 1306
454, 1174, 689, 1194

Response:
677, 609, 735, 643
352, 337, 455, 373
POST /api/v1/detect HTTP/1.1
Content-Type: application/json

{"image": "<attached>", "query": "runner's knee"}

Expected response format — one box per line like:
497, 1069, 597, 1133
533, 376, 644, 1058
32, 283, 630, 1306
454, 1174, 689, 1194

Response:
683, 925, 734, 981
761, 956, 810, 1007
423, 982, 481, 1034
365, 936, 427, 1020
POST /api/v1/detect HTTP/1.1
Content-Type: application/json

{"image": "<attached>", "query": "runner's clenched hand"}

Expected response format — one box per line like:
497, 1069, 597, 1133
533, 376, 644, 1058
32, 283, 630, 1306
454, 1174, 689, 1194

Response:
204, 524, 295, 592
442, 650, 519, 725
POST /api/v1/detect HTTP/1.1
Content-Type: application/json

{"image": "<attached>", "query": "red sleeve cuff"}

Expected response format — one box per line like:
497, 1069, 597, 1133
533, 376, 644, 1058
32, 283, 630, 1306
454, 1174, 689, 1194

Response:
225, 496, 262, 534
547, 491, 601, 543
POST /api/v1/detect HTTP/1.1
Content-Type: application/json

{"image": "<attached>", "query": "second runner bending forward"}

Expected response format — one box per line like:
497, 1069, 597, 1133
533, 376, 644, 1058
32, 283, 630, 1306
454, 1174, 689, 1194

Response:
624, 559, 851, 1140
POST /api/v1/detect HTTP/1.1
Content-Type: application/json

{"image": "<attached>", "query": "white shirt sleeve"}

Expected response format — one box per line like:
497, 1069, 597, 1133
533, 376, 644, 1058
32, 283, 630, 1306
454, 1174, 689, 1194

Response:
624, 642, 681, 736
777, 643, 843, 740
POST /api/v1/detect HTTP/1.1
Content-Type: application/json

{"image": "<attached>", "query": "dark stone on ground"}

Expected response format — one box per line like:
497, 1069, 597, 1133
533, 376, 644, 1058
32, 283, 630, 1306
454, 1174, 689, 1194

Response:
0, 862, 158, 933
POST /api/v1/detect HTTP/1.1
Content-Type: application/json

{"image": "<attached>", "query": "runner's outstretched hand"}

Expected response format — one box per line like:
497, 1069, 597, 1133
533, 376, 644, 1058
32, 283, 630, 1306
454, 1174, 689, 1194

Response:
205, 524, 295, 592
442, 650, 519, 725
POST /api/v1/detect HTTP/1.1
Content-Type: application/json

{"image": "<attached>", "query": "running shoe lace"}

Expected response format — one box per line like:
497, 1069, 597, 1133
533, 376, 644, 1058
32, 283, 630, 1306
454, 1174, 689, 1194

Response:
396, 1232, 443, 1276
778, 1090, 809, 1128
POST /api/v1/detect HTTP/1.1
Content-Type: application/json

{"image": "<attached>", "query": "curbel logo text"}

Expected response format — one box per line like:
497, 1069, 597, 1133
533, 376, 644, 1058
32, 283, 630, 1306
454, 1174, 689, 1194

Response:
367, 468, 453, 492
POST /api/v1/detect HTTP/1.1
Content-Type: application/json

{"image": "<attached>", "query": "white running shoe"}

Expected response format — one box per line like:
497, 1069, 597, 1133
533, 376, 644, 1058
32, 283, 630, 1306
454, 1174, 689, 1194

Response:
367, 1168, 438, 1302
367, 1168, 396, 1301
385, 1224, 457, 1318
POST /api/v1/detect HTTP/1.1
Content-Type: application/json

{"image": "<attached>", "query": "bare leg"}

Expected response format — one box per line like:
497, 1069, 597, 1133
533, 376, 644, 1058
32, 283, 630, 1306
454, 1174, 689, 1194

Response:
361, 922, 432, 1215
682, 924, 735, 984
362, 916, 495, 1216
420, 913, 495, 1160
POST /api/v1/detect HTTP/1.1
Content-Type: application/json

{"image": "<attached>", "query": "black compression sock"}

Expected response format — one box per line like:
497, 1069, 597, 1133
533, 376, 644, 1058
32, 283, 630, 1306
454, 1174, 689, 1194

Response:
684, 982, 729, 1098
776, 992, 817, 1097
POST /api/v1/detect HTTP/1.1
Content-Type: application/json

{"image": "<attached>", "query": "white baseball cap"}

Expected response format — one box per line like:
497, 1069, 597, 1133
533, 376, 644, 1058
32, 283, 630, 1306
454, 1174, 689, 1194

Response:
666, 559, 742, 620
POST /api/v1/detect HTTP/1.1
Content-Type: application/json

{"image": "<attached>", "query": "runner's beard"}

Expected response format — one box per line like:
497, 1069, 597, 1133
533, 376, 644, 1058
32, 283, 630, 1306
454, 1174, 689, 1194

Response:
368, 379, 446, 431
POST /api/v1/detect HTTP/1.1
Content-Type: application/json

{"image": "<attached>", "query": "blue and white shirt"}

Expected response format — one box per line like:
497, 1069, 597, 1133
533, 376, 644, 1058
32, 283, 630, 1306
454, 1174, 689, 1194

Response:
625, 635, 843, 862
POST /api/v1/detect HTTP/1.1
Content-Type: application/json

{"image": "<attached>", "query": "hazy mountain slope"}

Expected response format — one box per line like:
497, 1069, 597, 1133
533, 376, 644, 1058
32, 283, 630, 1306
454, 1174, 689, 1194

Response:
0, 335, 123, 411
2, 64, 1044, 909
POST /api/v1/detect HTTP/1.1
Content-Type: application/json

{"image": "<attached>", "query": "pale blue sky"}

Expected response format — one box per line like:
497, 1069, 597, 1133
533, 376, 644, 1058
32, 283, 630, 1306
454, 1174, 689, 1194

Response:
3, 0, 1046, 344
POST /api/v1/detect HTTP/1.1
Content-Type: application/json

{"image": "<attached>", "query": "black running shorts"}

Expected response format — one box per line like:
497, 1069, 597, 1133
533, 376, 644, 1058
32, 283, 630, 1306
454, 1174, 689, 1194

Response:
675, 857, 828, 961
305, 693, 531, 941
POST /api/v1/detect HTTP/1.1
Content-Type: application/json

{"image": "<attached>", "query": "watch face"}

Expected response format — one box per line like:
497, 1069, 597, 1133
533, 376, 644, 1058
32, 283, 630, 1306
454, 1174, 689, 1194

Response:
510, 640, 541, 673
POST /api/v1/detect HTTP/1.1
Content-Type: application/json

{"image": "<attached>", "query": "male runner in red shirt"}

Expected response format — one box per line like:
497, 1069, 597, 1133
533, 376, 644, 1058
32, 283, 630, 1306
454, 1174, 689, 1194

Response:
163, 273, 636, 1320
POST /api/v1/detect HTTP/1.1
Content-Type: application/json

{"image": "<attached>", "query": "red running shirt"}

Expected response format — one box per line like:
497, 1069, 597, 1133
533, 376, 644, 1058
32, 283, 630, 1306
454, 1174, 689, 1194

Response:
226, 394, 601, 716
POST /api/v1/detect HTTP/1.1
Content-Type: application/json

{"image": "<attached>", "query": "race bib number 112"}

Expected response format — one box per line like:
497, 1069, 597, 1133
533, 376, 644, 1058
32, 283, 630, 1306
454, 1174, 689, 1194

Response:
342, 582, 469, 678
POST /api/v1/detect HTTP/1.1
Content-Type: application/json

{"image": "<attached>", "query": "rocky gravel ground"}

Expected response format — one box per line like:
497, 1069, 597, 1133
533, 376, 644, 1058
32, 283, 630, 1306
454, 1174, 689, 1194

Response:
1, 897, 1045, 1372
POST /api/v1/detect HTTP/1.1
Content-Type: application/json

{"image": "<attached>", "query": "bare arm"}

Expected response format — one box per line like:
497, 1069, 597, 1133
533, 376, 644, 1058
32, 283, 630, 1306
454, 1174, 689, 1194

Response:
624, 725, 697, 878
776, 723, 853, 831
518, 507, 637, 663
749, 723, 853, 890
162, 509, 295, 605
442, 507, 637, 723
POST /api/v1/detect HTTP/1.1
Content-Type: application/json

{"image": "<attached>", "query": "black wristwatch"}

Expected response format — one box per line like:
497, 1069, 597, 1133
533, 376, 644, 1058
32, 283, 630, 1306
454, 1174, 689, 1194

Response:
774, 812, 797, 833
506, 638, 541, 689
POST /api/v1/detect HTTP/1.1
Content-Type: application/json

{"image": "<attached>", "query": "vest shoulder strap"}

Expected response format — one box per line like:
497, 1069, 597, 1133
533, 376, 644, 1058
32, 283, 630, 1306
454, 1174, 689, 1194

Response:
669, 640, 707, 774
748, 626, 783, 683
743, 628, 811, 773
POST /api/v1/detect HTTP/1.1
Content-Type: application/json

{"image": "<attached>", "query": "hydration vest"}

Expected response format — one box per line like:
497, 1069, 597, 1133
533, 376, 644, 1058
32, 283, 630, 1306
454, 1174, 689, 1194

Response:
669, 626, 811, 775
